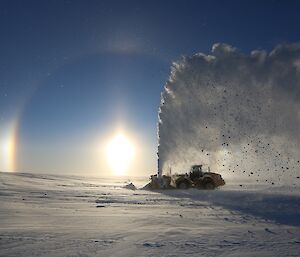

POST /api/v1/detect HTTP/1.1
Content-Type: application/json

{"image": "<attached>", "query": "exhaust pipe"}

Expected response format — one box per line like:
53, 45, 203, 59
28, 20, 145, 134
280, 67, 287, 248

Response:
157, 152, 162, 178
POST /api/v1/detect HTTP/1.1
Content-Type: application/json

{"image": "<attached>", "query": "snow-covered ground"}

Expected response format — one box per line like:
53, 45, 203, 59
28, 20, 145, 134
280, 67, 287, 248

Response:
0, 172, 299, 257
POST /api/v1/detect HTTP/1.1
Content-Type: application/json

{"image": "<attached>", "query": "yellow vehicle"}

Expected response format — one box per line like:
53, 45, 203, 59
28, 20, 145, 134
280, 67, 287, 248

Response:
148, 165, 225, 190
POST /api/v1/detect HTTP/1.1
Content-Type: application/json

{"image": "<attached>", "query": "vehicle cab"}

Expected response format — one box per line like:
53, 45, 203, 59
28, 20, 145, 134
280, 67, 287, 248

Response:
189, 165, 204, 181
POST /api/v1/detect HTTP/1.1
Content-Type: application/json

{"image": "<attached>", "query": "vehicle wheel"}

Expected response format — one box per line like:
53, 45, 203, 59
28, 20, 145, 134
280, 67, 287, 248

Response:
177, 181, 189, 189
204, 182, 215, 190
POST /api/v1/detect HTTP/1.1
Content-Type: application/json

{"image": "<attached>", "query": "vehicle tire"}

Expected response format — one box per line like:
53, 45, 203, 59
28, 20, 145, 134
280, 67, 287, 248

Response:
204, 182, 215, 190
177, 180, 190, 189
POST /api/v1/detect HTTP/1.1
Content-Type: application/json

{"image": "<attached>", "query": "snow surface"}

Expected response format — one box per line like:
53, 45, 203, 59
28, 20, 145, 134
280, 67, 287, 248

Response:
0, 172, 299, 257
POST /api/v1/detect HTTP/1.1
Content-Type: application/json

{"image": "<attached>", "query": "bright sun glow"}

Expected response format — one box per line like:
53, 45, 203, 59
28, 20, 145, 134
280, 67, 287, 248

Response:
106, 133, 135, 176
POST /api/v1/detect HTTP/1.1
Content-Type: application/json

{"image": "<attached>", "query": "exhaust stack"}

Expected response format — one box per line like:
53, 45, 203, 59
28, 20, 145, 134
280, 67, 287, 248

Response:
157, 152, 162, 178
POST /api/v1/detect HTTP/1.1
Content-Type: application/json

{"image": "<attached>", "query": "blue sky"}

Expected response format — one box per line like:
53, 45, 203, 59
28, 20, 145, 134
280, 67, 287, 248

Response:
0, 0, 299, 175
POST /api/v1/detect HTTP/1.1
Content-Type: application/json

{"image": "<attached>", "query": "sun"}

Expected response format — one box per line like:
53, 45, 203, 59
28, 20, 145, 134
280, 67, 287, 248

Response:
106, 133, 135, 176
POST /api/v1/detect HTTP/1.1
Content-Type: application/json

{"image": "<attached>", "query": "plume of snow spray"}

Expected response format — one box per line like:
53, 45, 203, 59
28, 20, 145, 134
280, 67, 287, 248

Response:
158, 43, 300, 184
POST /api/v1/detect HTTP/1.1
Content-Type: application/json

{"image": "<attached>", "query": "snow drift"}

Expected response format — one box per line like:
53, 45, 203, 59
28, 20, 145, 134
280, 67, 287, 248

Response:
1, 171, 300, 257
158, 43, 300, 184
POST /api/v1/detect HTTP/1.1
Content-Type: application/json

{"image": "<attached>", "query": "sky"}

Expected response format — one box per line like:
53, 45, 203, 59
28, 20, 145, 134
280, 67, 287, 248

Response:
0, 0, 299, 176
